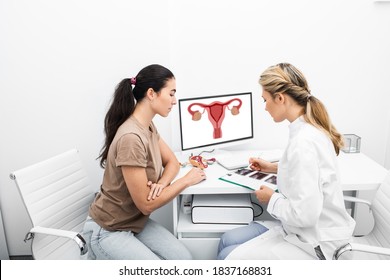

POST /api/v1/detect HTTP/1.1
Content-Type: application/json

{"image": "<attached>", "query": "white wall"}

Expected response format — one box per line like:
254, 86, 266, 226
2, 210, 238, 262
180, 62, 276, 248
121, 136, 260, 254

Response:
1, 0, 390, 256
169, 0, 390, 159
0, 0, 174, 256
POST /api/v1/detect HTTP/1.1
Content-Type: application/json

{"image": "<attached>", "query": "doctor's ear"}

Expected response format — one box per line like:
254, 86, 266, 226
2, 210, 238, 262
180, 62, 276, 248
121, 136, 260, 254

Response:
275, 93, 285, 103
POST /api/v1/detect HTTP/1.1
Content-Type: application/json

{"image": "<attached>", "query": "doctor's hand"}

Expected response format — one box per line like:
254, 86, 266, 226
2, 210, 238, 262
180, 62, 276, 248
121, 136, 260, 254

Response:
255, 185, 275, 204
249, 157, 278, 174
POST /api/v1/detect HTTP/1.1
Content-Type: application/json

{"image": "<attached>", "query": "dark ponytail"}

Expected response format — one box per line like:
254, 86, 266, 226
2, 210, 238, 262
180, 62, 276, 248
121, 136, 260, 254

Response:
98, 79, 134, 167
98, 64, 174, 168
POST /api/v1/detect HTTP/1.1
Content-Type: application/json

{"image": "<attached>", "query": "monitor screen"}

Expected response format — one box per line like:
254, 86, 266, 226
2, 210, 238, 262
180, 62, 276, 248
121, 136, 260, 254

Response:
178, 92, 254, 152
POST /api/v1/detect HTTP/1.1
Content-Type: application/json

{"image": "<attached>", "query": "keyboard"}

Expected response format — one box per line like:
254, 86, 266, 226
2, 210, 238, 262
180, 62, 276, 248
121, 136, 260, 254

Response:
216, 149, 283, 170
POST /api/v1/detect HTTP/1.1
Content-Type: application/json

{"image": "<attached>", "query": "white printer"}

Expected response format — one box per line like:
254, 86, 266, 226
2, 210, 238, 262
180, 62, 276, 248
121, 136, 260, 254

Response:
191, 194, 254, 224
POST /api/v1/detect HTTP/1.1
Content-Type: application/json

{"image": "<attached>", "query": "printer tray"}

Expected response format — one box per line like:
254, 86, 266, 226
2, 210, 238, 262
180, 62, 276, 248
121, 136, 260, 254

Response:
191, 194, 254, 224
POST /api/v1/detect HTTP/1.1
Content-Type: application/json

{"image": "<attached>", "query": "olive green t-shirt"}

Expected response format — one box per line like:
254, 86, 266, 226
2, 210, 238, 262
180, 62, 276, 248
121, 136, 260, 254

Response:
89, 116, 162, 233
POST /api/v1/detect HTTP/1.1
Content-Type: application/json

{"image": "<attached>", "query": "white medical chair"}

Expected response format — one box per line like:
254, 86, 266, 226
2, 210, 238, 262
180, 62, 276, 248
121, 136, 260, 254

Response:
10, 149, 96, 260
334, 170, 390, 260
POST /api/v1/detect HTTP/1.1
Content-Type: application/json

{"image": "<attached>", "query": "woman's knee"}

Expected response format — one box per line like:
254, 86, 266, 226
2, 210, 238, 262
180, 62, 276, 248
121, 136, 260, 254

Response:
217, 245, 239, 260
220, 223, 267, 247
218, 222, 269, 254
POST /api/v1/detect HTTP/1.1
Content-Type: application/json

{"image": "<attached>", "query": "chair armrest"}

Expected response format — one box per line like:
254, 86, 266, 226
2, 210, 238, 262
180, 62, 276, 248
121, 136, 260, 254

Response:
343, 195, 372, 211
333, 242, 390, 260
25, 226, 88, 255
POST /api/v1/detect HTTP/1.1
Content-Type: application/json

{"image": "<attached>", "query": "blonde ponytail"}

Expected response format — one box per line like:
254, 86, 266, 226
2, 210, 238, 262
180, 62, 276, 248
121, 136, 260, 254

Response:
304, 97, 344, 155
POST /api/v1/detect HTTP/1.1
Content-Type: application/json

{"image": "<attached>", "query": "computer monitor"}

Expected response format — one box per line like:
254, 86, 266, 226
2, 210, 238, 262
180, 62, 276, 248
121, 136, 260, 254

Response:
178, 92, 254, 153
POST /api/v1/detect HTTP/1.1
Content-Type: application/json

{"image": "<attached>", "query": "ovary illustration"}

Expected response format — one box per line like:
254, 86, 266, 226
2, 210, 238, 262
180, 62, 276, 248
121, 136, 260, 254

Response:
187, 98, 242, 139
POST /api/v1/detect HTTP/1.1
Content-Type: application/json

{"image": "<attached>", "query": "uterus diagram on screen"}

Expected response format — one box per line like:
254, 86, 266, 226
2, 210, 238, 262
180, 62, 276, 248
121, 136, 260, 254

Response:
187, 98, 242, 139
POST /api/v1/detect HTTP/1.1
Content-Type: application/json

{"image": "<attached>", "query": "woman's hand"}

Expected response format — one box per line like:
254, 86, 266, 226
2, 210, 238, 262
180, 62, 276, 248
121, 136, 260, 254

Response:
183, 167, 207, 186
249, 157, 278, 174
147, 167, 206, 200
147, 181, 168, 201
255, 185, 275, 204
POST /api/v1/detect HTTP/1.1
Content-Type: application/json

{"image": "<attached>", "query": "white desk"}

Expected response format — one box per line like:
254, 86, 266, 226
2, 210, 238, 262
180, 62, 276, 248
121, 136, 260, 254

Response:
177, 151, 387, 193
173, 151, 388, 259
337, 152, 387, 191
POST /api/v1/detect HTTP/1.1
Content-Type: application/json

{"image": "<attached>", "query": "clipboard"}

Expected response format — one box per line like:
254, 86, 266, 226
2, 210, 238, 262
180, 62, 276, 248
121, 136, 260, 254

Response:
219, 168, 278, 191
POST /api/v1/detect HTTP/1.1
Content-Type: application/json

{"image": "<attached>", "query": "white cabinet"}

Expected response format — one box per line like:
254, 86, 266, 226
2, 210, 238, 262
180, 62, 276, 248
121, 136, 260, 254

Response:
173, 193, 275, 259
172, 161, 272, 260
173, 195, 253, 259
171, 162, 254, 259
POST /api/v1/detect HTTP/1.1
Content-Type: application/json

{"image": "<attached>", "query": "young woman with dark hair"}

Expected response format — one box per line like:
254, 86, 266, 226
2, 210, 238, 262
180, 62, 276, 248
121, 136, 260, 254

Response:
83, 64, 206, 260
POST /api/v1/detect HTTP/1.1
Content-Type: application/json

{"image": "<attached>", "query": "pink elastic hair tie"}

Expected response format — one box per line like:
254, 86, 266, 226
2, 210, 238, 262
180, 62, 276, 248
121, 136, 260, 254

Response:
130, 77, 136, 85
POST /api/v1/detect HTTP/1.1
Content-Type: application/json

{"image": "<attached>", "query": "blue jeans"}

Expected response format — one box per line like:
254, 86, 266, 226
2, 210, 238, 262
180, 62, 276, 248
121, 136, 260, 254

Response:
217, 222, 269, 260
83, 217, 192, 260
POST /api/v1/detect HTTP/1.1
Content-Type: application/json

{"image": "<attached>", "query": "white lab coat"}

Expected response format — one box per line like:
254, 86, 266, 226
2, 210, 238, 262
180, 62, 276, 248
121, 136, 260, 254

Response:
227, 117, 356, 260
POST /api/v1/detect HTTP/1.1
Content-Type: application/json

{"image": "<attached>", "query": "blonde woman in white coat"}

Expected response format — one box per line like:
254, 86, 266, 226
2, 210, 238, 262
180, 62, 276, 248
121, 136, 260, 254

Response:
217, 63, 355, 260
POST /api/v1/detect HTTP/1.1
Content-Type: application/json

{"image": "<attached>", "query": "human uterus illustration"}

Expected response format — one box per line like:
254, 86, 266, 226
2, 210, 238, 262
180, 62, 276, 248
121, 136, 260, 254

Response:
187, 98, 242, 139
